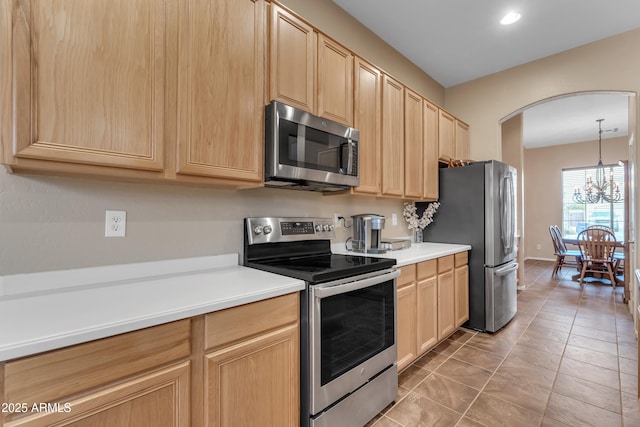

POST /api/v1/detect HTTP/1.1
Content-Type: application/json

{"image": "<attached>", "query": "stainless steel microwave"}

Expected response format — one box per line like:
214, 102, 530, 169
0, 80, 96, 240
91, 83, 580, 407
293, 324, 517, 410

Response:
265, 101, 360, 191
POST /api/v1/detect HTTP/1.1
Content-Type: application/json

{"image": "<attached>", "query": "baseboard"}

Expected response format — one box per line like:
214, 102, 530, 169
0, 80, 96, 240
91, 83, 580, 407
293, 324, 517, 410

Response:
524, 257, 555, 262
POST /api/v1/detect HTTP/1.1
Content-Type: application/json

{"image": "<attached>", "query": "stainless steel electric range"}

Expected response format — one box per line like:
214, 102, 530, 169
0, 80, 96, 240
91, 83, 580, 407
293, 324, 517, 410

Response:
243, 217, 399, 427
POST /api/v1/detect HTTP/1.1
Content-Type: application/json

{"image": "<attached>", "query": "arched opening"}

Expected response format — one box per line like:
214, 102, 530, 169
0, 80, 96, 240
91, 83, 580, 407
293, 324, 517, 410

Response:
499, 91, 636, 304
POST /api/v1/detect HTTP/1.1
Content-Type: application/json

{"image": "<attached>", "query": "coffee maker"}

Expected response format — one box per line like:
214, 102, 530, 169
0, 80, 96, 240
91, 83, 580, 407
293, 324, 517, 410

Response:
351, 214, 386, 253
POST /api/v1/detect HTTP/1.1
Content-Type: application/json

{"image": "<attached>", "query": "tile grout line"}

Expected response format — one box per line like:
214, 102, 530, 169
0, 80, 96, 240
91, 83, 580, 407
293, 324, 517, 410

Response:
455, 265, 565, 426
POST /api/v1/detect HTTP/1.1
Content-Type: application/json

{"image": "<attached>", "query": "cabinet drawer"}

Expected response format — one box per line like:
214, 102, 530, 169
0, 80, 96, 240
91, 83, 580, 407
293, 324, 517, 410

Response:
438, 255, 454, 273
417, 259, 437, 280
205, 293, 299, 351
455, 251, 468, 267
398, 264, 416, 288
4, 320, 191, 405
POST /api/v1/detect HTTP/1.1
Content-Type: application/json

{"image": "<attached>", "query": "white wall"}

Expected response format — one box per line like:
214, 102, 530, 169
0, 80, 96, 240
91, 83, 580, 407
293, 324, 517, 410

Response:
0, 168, 412, 274
445, 29, 640, 163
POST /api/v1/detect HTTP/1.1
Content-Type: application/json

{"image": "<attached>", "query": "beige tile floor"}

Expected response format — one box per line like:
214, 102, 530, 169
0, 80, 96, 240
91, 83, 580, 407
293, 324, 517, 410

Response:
368, 259, 639, 427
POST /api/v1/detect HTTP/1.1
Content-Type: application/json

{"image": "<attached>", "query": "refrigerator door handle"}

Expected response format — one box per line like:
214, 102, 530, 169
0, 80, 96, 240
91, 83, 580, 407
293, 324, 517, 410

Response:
500, 173, 515, 253
494, 262, 519, 276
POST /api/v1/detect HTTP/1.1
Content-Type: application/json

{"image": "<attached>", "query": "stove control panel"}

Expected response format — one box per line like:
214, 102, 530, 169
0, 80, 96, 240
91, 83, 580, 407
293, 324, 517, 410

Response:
245, 217, 335, 244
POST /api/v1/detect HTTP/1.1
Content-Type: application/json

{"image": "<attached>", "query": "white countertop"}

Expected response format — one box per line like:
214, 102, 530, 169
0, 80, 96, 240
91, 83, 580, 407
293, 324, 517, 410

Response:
332, 241, 471, 267
0, 255, 304, 362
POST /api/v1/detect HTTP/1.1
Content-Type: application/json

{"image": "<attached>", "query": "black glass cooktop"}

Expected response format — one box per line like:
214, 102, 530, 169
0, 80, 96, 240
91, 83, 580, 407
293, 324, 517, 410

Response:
246, 253, 396, 284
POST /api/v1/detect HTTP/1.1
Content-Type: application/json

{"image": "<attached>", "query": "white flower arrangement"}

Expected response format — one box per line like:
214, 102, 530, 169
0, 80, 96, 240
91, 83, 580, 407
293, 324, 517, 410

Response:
403, 201, 440, 230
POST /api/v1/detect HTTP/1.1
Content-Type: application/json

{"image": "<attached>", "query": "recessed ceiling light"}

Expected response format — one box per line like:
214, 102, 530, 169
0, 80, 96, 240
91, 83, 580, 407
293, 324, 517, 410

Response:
500, 12, 521, 25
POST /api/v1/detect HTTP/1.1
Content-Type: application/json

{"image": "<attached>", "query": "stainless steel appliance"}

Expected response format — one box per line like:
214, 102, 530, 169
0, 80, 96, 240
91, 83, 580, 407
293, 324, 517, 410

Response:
265, 100, 360, 191
243, 217, 398, 427
380, 238, 411, 251
421, 160, 518, 332
351, 214, 386, 254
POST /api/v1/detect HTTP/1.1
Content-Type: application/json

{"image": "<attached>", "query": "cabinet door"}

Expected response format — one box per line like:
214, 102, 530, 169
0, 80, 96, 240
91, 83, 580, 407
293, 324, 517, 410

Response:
455, 120, 470, 161
5, 0, 166, 171
455, 264, 470, 327
438, 110, 455, 161
397, 282, 417, 372
317, 35, 353, 126
437, 269, 455, 340
269, 5, 315, 112
423, 100, 439, 200
176, 0, 264, 182
417, 276, 438, 354
381, 75, 404, 197
416, 259, 438, 355
6, 363, 190, 427
352, 57, 381, 195
404, 88, 423, 199
206, 324, 299, 427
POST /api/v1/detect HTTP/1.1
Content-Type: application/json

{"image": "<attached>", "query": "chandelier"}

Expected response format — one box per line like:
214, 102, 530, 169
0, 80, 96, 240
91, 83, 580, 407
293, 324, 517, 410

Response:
573, 119, 621, 204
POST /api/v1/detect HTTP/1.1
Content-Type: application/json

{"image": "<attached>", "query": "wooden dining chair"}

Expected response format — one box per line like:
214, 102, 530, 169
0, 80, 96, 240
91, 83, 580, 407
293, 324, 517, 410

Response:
576, 228, 618, 287
549, 225, 581, 276
586, 224, 614, 233
585, 224, 624, 275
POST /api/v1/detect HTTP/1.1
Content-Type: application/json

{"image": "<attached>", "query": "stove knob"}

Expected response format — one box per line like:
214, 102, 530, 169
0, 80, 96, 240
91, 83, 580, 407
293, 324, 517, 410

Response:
263, 225, 273, 235
328, 224, 335, 231
253, 226, 263, 235
315, 224, 322, 232
322, 224, 330, 232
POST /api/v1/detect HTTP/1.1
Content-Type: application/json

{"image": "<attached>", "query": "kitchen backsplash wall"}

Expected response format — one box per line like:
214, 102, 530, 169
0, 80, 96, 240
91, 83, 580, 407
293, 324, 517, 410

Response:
0, 169, 410, 275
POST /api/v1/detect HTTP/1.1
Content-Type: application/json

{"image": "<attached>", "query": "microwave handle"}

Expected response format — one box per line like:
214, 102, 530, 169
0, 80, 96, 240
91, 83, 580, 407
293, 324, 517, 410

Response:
346, 140, 355, 175
313, 269, 399, 299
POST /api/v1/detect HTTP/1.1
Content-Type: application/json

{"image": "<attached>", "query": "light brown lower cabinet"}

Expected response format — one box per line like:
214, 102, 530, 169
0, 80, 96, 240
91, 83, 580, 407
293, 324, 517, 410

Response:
437, 255, 456, 340
0, 293, 300, 427
396, 252, 468, 372
203, 293, 299, 427
454, 252, 470, 327
417, 259, 438, 354
396, 264, 417, 372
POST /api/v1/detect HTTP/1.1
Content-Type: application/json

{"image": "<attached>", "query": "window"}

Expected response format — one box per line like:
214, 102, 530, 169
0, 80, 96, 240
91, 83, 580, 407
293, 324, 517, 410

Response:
561, 164, 625, 239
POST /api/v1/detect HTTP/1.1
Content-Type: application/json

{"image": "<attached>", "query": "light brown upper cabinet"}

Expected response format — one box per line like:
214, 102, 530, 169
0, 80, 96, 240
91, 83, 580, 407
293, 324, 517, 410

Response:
352, 57, 382, 195
317, 35, 354, 126
455, 120, 470, 161
1, 0, 166, 174
423, 100, 439, 200
439, 109, 470, 162
269, 4, 316, 113
176, 0, 265, 183
404, 88, 424, 199
381, 75, 405, 197
438, 110, 456, 161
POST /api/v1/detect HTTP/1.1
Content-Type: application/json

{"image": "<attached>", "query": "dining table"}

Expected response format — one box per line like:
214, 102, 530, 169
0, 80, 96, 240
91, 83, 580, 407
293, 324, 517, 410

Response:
562, 235, 626, 295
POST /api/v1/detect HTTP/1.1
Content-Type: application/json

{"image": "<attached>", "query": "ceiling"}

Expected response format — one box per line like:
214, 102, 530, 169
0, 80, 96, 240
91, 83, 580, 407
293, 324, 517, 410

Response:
522, 93, 630, 149
332, 0, 639, 148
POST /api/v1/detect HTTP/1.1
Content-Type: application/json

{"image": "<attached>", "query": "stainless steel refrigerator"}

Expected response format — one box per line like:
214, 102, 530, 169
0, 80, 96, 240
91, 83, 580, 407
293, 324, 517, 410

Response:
420, 160, 518, 332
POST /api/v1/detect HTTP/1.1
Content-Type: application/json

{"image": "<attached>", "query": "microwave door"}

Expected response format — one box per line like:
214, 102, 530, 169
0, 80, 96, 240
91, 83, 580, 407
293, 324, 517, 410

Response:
296, 124, 306, 164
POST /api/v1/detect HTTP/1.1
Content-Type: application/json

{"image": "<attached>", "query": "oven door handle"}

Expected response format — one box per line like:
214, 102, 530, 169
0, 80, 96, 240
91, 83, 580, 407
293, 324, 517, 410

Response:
313, 269, 400, 299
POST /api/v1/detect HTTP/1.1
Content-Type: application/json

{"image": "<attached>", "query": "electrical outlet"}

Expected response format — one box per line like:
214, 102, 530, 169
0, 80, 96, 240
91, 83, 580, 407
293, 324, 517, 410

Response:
536, 243, 541, 250
391, 213, 398, 226
334, 213, 342, 228
105, 210, 126, 237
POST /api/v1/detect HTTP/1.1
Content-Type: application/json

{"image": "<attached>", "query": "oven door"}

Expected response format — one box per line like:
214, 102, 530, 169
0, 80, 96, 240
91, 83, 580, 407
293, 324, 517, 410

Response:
308, 268, 399, 415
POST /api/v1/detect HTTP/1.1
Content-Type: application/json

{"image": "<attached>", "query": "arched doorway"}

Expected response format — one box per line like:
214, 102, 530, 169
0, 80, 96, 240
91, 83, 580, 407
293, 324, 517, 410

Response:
499, 91, 636, 310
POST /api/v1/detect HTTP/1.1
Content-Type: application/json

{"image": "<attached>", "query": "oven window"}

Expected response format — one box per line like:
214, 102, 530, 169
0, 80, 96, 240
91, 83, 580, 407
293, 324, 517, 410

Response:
279, 118, 350, 173
320, 280, 394, 386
